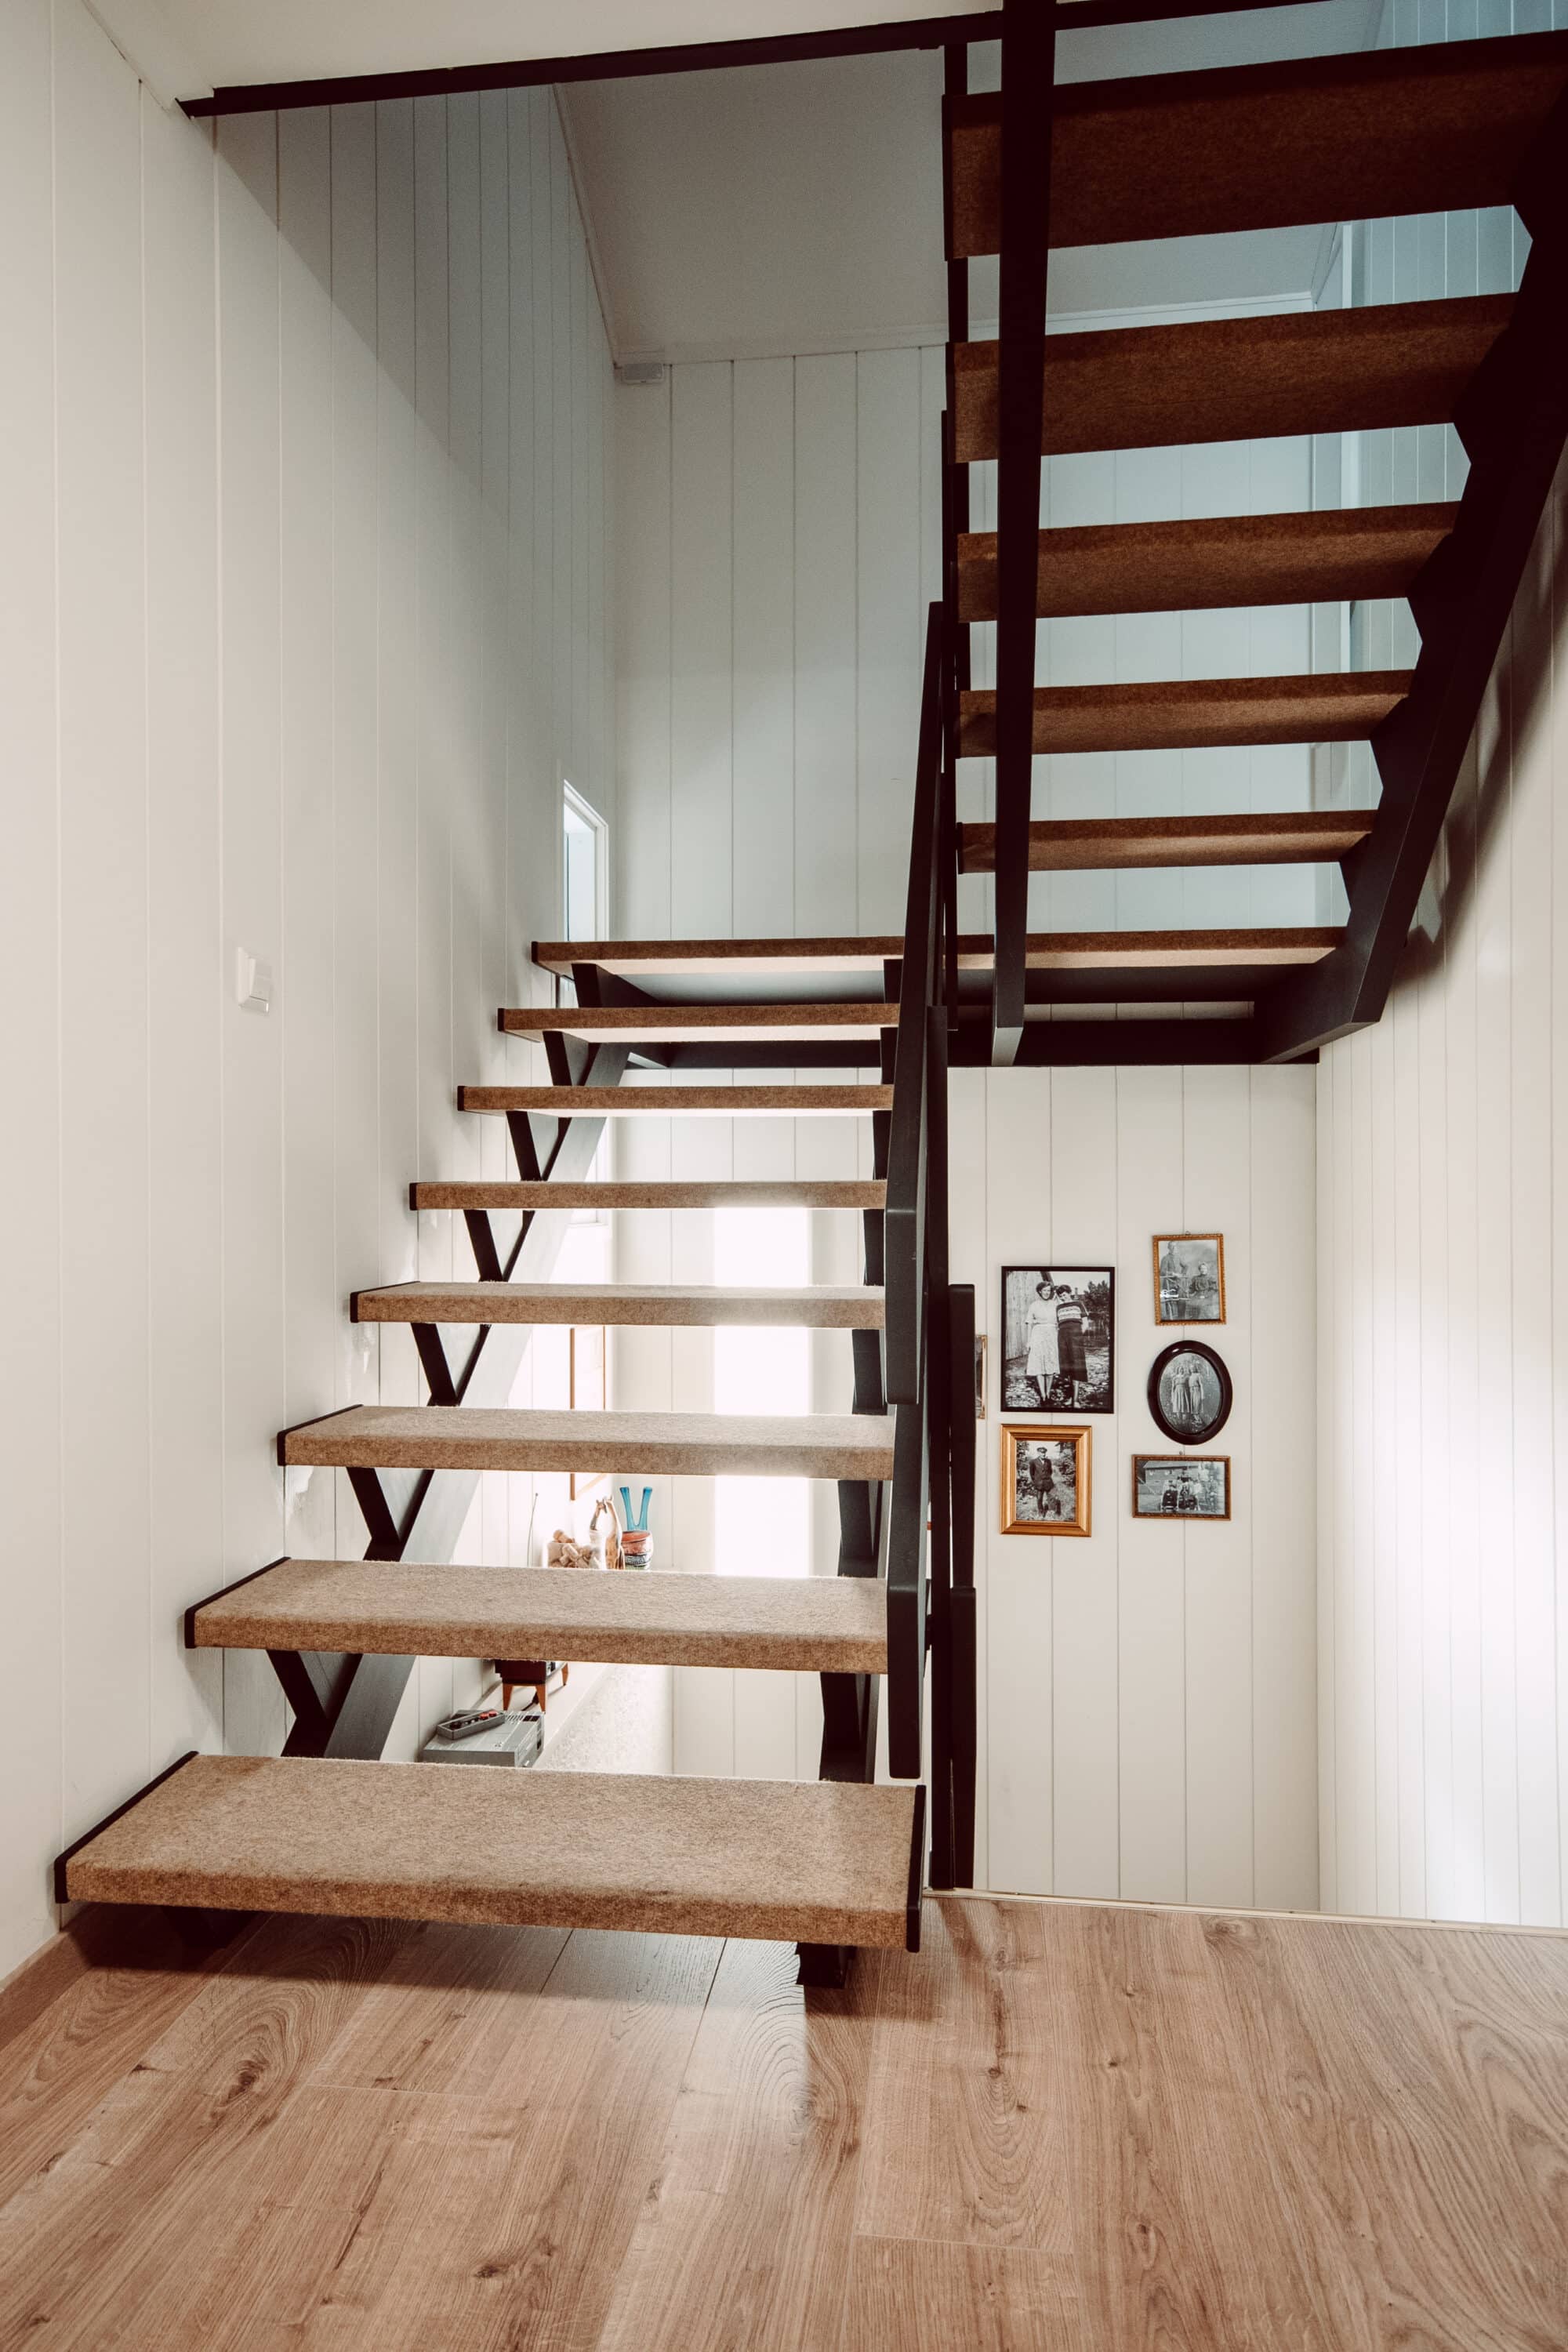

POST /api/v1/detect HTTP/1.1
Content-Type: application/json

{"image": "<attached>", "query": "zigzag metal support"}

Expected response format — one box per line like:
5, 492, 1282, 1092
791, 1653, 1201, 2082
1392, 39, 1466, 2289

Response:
270, 1040, 631, 1761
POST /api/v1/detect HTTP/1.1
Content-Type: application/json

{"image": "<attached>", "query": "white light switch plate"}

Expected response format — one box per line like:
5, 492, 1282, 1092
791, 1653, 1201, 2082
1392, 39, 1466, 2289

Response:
236, 948, 273, 1013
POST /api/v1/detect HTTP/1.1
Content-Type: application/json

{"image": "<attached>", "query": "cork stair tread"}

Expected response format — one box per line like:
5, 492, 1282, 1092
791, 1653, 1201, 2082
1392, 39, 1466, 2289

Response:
956, 671, 1410, 757
191, 1559, 890, 1673
947, 31, 1568, 256
952, 295, 1513, 460
960, 811, 1374, 873
408, 1178, 888, 1210
280, 1405, 895, 1479
538, 935, 1334, 985
60, 1754, 920, 1950
532, 936, 907, 979
956, 503, 1458, 622
500, 1001, 897, 1041
458, 1083, 891, 1117
351, 1281, 885, 1329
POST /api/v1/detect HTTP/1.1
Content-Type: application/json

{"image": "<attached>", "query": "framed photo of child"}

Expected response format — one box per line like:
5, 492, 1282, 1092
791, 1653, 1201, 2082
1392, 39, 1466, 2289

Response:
1001, 1424, 1091, 1537
1000, 1265, 1114, 1414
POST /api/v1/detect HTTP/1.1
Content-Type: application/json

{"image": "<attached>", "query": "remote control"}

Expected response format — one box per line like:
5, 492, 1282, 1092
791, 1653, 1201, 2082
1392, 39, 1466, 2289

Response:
435, 1709, 505, 1743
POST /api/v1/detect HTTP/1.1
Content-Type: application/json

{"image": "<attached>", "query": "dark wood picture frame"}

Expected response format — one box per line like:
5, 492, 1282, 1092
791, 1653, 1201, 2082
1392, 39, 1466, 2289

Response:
1146, 1340, 1232, 1446
1132, 1454, 1232, 1521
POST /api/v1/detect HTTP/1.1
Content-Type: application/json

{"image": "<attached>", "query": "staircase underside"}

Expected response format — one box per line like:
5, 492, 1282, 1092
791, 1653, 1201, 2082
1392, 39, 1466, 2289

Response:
191, 1559, 891, 1672
60, 1754, 923, 1951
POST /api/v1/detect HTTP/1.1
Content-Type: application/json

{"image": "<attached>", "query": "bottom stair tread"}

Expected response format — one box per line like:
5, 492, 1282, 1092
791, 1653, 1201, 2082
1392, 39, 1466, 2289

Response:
61, 1754, 920, 1951
192, 1559, 890, 1672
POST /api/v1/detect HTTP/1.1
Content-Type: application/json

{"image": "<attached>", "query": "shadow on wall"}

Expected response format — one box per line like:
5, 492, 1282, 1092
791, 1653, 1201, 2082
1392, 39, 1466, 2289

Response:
1397, 470, 1565, 992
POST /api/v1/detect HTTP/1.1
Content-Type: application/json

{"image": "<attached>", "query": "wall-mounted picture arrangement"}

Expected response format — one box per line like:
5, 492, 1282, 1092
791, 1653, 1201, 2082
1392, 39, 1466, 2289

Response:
1153, 1232, 1226, 1324
1000, 1423, 1091, 1537
1000, 1265, 1114, 1414
1133, 1454, 1231, 1520
1147, 1340, 1232, 1446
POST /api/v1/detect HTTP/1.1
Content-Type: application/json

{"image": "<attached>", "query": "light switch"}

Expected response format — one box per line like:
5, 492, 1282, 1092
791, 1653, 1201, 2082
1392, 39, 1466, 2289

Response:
236, 948, 273, 1014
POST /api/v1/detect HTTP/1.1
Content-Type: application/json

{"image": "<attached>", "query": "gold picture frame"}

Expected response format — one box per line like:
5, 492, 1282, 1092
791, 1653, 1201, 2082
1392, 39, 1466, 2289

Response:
1000, 1423, 1091, 1537
1152, 1232, 1227, 1326
1132, 1454, 1232, 1522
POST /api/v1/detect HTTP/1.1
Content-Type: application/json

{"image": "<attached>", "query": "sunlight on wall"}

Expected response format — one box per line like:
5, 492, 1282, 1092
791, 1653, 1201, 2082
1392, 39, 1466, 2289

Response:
713, 1206, 811, 1577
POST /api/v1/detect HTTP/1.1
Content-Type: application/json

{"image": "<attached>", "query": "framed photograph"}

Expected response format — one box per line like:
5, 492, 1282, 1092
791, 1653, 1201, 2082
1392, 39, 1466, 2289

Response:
1000, 1265, 1114, 1414
568, 1325, 608, 1499
1000, 1424, 1091, 1538
1152, 1232, 1226, 1325
1147, 1341, 1232, 1446
1133, 1454, 1232, 1521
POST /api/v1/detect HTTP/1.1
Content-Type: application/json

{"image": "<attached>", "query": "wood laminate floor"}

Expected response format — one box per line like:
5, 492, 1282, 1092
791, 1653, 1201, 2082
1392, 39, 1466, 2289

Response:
2, 1893, 1566, 2350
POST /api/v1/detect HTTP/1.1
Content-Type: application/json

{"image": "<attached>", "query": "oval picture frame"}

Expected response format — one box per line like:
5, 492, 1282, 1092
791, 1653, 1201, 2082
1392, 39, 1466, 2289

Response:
1146, 1340, 1232, 1447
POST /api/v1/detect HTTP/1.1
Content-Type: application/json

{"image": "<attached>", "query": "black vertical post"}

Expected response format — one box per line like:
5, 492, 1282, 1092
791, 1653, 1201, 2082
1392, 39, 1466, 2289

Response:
948, 1283, 978, 1886
990, 0, 1056, 1066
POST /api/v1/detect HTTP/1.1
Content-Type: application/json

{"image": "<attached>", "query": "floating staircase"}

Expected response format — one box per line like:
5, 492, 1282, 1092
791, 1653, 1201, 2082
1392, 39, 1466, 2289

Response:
950, 10, 1568, 1065
57, 6, 1568, 1970
61, 927, 957, 1985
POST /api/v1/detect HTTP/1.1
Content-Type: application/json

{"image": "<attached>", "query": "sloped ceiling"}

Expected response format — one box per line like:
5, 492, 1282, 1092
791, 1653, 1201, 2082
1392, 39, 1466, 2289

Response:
89, 0, 992, 103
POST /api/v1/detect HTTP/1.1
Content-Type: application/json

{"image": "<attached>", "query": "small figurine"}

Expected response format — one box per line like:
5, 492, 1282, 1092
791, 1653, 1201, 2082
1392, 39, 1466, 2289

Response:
588, 1493, 619, 1569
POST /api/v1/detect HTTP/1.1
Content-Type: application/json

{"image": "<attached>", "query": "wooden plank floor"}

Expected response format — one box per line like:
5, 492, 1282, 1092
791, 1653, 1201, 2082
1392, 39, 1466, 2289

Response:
2, 1893, 1566, 2349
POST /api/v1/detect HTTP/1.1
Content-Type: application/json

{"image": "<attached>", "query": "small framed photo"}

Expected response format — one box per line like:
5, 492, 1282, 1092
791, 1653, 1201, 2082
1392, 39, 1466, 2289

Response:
1147, 1341, 1232, 1446
1000, 1265, 1114, 1414
1133, 1454, 1232, 1521
1152, 1232, 1226, 1325
1000, 1424, 1091, 1538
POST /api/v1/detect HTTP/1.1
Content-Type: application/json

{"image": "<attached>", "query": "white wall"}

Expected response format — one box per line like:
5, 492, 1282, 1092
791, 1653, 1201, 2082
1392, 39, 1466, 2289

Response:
1314, 0, 1568, 1929
950, 1064, 1319, 1909
612, 329, 1327, 1828
0, 0, 615, 1980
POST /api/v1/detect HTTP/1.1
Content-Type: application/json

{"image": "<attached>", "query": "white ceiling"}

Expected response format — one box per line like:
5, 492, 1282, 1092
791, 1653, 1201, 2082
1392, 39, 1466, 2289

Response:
564, 1, 1378, 365
88, 0, 992, 104
89, 0, 1377, 358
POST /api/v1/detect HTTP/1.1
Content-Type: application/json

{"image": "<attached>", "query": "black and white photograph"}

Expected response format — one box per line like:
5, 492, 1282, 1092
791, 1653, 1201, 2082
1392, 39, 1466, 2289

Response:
1001, 1265, 1114, 1414
1147, 1341, 1233, 1446
1133, 1454, 1232, 1521
1152, 1232, 1226, 1324
1000, 1423, 1091, 1537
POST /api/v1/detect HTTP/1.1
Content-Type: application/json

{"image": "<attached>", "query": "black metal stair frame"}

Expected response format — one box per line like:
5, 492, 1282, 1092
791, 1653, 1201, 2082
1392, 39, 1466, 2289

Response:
1257, 105, 1568, 1062
269, 1041, 627, 1762
989, 0, 1057, 1067
960, 13, 1568, 1071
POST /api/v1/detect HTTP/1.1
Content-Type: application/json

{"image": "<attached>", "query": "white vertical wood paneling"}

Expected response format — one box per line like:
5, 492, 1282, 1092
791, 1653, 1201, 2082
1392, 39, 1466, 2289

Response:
670, 365, 733, 935
793, 355, 858, 935
732, 358, 796, 938
278, 106, 339, 1596
1113, 1066, 1188, 1905
144, 88, 224, 1778
0, 0, 64, 1976
55, 0, 154, 1841
3, 9, 618, 1978
944, 1065, 1318, 1907
1319, 460, 1568, 1923
1317, 39, 1567, 1921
